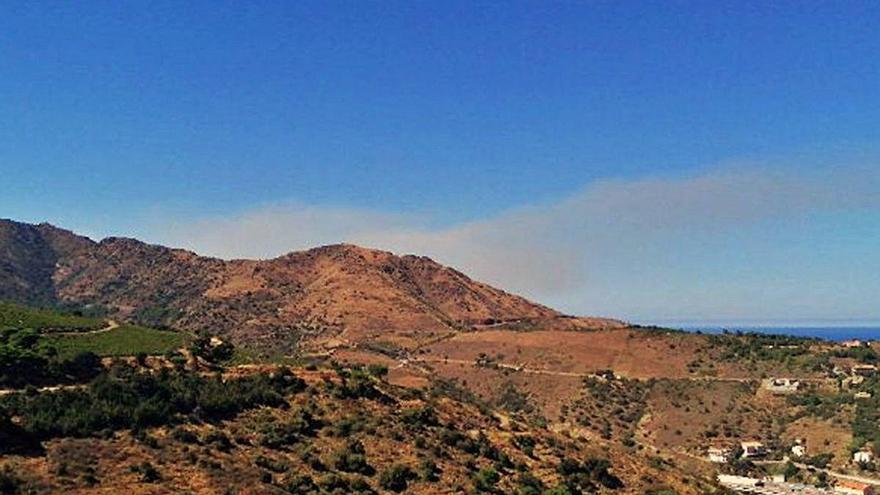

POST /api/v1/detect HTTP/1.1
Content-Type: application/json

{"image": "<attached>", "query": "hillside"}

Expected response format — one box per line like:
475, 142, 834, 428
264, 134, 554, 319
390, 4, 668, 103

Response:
0, 219, 622, 353
3, 221, 880, 493
0, 300, 711, 494
0, 362, 717, 495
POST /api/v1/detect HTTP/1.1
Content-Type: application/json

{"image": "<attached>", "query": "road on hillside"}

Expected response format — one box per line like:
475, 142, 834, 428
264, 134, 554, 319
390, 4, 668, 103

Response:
55, 319, 120, 336
407, 355, 825, 384
793, 461, 880, 486
0, 384, 86, 396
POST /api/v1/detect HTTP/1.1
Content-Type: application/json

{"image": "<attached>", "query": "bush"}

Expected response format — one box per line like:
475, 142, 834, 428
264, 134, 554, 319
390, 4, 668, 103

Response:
0, 367, 306, 447
170, 427, 199, 444
332, 440, 373, 475
317, 473, 349, 491
472, 466, 500, 492
556, 456, 622, 491
366, 364, 388, 377
419, 458, 440, 482
515, 472, 544, 495
254, 455, 287, 473
189, 336, 234, 364
401, 406, 438, 428
137, 462, 160, 483
0, 466, 20, 495
542, 486, 574, 495
378, 464, 415, 492
283, 473, 317, 494
204, 430, 233, 452
512, 435, 536, 457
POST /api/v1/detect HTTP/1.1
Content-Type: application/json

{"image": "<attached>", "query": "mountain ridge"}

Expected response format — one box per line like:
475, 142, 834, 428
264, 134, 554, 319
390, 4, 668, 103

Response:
0, 219, 623, 352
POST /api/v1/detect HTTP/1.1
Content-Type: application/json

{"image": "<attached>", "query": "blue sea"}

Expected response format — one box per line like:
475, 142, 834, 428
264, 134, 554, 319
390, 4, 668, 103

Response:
641, 322, 880, 342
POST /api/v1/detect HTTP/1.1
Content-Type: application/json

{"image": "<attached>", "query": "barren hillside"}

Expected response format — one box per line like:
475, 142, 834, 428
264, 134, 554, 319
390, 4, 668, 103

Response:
0, 219, 622, 352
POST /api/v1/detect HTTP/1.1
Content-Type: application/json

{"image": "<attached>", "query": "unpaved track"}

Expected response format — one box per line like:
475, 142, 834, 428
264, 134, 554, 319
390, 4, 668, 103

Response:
55, 319, 120, 336
409, 355, 827, 384
0, 384, 86, 396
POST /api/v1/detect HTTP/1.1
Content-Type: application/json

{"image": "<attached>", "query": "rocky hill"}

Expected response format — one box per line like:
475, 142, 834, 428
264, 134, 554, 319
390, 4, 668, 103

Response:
0, 219, 621, 352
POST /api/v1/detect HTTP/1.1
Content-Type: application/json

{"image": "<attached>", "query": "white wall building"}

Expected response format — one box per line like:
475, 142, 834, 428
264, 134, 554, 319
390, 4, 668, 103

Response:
741, 441, 767, 458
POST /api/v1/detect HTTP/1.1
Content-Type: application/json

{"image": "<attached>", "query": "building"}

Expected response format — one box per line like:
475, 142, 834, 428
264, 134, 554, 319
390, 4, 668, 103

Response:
845, 375, 867, 388
741, 441, 767, 458
763, 378, 801, 394
843, 340, 866, 348
853, 365, 878, 377
835, 480, 876, 495
854, 450, 874, 464
791, 444, 807, 458
707, 446, 733, 463
854, 391, 873, 399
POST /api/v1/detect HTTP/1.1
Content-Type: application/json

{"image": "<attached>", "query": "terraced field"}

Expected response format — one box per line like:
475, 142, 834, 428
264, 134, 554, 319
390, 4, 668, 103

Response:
0, 302, 105, 333
41, 324, 190, 357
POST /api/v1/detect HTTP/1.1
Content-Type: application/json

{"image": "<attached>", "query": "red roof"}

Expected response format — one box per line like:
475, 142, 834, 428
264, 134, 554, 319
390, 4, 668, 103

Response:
837, 480, 874, 491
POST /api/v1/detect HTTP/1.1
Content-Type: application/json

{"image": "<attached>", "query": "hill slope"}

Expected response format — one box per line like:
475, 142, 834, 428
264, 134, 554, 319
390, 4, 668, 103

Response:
0, 219, 621, 352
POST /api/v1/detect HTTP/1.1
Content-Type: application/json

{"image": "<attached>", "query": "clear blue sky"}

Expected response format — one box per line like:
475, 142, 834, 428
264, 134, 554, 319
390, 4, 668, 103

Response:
2, 1, 879, 322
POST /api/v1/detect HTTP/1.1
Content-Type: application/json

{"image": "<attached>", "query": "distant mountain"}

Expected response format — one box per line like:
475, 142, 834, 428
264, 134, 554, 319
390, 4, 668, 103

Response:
0, 219, 622, 352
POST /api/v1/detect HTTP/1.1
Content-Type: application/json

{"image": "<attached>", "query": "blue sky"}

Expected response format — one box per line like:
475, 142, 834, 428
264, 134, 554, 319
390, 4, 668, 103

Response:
2, 2, 879, 323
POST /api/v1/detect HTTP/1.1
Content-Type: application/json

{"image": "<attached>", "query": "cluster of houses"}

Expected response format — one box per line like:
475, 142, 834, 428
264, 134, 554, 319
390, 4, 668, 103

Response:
762, 377, 801, 395
834, 362, 877, 399
709, 439, 875, 465
707, 441, 768, 463
718, 474, 877, 495
708, 440, 877, 494
837, 364, 879, 380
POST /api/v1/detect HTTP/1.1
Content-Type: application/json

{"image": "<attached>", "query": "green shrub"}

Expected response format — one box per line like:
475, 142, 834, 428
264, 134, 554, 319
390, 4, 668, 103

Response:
401, 406, 438, 428
472, 466, 500, 492
332, 440, 373, 475
515, 472, 544, 495
378, 464, 415, 492
283, 473, 317, 494
419, 458, 440, 482
0, 367, 305, 446
0, 466, 20, 495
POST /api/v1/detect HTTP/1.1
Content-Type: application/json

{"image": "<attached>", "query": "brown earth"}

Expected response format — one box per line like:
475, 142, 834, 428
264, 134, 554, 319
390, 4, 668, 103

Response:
1, 365, 721, 495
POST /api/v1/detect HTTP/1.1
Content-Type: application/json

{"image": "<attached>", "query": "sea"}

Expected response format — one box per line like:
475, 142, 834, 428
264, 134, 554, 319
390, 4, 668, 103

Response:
640, 322, 880, 342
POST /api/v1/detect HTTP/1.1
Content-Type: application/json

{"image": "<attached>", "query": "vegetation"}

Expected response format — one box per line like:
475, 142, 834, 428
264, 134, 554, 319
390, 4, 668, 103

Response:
851, 377, 880, 454
42, 324, 189, 358
0, 366, 305, 449
707, 332, 818, 368
188, 335, 234, 364
832, 346, 879, 364
557, 456, 624, 492
567, 376, 648, 442
378, 464, 416, 492
0, 326, 102, 387
0, 301, 104, 333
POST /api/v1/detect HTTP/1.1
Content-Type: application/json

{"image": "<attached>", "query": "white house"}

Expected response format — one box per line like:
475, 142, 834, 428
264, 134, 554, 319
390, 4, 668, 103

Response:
853, 450, 874, 464
763, 378, 800, 394
855, 391, 873, 399
842, 340, 865, 348
791, 444, 807, 458
707, 446, 732, 463
741, 441, 767, 458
